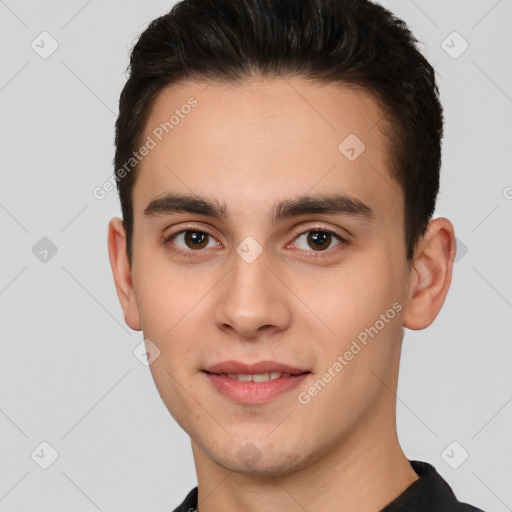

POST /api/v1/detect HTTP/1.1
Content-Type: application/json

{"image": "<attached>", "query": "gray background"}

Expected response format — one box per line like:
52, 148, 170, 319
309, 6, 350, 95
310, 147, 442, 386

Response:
0, 0, 511, 510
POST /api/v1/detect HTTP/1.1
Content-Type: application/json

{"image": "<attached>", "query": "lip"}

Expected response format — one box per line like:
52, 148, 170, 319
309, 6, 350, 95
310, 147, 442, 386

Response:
203, 360, 311, 404
204, 360, 308, 375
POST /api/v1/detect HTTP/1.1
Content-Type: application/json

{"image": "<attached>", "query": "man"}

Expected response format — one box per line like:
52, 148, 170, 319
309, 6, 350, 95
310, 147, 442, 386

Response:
107, 0, 485, 510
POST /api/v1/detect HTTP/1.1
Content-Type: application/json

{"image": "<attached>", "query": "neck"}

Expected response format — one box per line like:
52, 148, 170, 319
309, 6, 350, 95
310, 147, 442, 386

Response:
192, 411, 418, 512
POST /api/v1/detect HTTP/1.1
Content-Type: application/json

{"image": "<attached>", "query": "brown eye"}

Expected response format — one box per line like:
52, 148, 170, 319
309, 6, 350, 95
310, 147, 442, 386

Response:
167, 230, 218, 252
293, 230, 343, 252
307, 231, 332, 251
183, 231, 209, 249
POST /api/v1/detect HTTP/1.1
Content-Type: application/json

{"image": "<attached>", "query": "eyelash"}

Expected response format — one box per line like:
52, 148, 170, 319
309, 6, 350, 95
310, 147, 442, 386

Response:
163, 224, 349, 260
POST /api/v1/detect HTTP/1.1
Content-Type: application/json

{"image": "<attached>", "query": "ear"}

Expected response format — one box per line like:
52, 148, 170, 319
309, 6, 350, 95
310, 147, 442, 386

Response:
107, 217, 142, 331
402, 217, 457, 330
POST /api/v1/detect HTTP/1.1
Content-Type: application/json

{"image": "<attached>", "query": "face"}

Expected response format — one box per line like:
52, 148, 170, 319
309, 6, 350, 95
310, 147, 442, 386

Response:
113, 77, 417, 476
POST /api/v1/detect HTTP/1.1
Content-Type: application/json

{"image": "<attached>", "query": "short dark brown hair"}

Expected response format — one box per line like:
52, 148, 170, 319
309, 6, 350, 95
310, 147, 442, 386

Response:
114, 0, 443, 266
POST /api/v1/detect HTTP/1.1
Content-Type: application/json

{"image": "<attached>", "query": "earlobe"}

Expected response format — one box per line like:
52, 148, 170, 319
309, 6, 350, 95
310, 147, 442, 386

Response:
107, 217, 142, 331
402, 218, 457, 330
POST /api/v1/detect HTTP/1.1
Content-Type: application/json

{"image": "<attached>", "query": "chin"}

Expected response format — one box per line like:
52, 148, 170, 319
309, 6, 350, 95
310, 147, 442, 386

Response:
201, 437, 314, 477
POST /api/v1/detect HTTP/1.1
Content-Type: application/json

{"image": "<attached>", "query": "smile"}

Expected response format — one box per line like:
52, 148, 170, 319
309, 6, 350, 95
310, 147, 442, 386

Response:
220, 372, 291, 382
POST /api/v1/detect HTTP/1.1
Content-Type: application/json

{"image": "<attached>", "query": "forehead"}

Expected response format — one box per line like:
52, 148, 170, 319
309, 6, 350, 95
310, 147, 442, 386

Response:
133, 77, 402, 227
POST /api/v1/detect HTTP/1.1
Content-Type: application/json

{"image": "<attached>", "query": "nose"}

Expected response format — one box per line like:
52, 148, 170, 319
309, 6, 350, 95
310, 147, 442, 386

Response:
213, 246, 292, 339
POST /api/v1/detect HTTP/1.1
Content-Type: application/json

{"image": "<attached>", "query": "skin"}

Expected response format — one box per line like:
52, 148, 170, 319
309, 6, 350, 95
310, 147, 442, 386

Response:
108, 76, 456, 512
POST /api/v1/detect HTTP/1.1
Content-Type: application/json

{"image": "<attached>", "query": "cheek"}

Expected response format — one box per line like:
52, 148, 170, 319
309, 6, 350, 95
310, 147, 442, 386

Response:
295, 313, 403, 436
299, 259, 405, 385
296, 262, 398, 333
134, 256, 197, 334
146, 357, 199, 435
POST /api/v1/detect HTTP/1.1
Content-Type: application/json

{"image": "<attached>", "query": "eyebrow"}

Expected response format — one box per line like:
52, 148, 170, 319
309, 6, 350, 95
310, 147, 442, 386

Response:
143, 192, 375, 224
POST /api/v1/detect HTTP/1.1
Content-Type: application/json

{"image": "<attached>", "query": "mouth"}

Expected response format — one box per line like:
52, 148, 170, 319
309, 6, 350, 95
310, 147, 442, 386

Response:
207, 371, 297, 382
203, 359, 309, 376
202, 360, 311, 404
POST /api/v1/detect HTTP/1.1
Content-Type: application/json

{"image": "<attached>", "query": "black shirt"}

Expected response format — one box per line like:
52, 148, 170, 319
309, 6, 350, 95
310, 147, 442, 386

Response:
171, 460, 485, 511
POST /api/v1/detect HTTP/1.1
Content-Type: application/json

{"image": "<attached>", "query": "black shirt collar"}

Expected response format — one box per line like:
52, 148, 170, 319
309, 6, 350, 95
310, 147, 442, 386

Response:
380, 460, 484, 511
